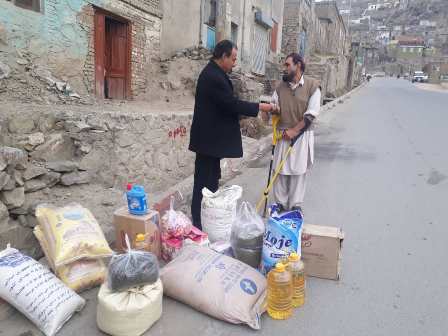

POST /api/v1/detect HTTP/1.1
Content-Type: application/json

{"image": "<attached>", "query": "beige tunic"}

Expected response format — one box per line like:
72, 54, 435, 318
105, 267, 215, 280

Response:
271, 76, 321, 176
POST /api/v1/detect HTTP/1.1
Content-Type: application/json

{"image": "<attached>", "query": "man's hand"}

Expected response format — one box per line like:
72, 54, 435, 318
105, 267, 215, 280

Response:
259, 103, 273, 113
260, 110, 270, 122
282, 120, 305, 141
282, 128, 300, 141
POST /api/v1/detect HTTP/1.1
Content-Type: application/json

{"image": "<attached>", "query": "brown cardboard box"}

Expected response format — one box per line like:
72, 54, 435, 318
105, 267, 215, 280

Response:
301, 224, 344, 280
113, 207, 161, 258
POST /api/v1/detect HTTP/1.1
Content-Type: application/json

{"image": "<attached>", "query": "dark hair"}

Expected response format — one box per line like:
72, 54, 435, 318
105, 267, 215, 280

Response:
212, 40, 237, 60
286, 53, 306, 72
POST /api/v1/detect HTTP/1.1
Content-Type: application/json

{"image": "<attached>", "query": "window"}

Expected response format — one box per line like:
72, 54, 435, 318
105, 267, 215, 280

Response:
13, 0, 41, 12
402, 47, 407, 53
409, 47, 414, 53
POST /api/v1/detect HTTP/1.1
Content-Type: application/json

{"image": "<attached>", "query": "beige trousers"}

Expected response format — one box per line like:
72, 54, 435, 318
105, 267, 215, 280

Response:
273, 173, 307, 210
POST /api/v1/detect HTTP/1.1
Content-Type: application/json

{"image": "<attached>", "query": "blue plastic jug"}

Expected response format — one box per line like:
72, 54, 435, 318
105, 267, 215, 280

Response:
126, 184, 148, 215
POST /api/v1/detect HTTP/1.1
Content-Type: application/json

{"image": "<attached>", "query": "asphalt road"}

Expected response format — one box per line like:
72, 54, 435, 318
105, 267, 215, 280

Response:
3, 78, 448, 336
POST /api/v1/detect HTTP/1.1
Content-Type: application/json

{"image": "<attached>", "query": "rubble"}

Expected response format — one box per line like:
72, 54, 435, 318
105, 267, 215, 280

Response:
61, 171, 91, 186
0, 61, 11, 80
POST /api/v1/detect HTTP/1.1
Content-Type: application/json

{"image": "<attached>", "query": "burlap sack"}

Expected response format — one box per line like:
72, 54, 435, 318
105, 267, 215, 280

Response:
161, 245, 266, 329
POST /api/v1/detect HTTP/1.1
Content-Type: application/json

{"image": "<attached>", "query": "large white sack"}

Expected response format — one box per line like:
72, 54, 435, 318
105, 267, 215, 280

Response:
201, 185, 242, 243
97, 279, 163, 336
161, 245, 266, 330
0, 246, 85, 336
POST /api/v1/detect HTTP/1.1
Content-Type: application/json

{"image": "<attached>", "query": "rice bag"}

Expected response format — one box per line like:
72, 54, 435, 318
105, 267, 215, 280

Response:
260, 204, 304, 274
35, 203, 113, 267
0, 246, 85, 336
34, 225, 106, 293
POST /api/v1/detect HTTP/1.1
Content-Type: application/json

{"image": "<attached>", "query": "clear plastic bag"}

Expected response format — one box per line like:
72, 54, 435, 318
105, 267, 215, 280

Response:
161, 196, 192, 239
108, 235, 159, 292
231, 202, 265, 268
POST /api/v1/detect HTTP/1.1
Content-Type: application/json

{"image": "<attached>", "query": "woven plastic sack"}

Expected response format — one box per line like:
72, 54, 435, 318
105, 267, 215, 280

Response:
34, 225, 106, 292
97, 279, 163, 336
108, 235, 159, 292
35, 203, 113, 267
201, 185, 242, 243
161, 245, 266, 330
0, 246, 85, 336
231, 202, 265, 268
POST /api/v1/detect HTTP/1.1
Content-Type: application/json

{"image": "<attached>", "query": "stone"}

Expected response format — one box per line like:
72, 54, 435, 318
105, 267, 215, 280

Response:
37, 114, 56, 132
0, 221, 42, 259
25, 215, 38, 228
0, 201, 8, 221
16, 58, 29, 65
13, 170, 24, 186
24, 179, 48, 193
0, 61, 10, 80
23, 164, 47, 181
0, 187, 25, 209
18, 215, 28, 226
0, 146, 28, 169
27, 132, 45, 148
0, 172, 10, 190
42, 172, 61, 188
8, 116, 36, 134
0, 156, 6, 171
2, 175, 15, 191
46, 160, 78, 172
24, 172, 60, 192
61, 171, 90, 186
64, 120, 92, 133
31, 133, 75, 161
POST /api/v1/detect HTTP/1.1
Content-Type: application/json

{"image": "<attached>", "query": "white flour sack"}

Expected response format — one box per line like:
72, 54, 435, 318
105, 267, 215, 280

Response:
201, 185, 242, 243
161, 245, 266, 329
0, 246, 85, 336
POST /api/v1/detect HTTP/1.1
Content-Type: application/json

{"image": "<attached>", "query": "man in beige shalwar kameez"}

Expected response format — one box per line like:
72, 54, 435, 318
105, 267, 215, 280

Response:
267, 53, 321, 213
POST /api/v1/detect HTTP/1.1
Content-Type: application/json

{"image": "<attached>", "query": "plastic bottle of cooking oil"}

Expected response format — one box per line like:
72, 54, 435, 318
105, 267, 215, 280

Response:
288, 252, 306, 308
267, 262, 293, 320
134, 233, 148, 251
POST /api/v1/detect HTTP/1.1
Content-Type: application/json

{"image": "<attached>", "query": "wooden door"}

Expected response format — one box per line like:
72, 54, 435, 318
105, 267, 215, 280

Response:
105, 18, 128, 99
94, 10, 131, 99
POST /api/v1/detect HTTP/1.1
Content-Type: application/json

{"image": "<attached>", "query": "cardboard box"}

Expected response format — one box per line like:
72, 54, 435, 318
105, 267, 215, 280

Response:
113, 207, 161, 258
301, 224, 344, 280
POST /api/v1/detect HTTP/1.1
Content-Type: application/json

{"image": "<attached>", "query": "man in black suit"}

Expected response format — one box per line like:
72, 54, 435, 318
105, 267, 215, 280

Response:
189, 40, 274, 229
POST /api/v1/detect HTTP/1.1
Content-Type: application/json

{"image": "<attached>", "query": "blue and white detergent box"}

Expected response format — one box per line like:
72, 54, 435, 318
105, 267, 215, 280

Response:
260, 204, 304, 275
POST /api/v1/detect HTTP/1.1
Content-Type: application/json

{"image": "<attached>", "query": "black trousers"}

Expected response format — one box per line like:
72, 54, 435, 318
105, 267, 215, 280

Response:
191, 153, 221, 230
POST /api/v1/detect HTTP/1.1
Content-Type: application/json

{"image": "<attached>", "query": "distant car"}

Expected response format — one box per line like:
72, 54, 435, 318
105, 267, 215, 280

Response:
412, 71, 428, 83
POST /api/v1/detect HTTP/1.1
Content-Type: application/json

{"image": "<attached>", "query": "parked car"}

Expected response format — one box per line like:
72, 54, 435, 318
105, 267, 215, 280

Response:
412, 71, 429, 83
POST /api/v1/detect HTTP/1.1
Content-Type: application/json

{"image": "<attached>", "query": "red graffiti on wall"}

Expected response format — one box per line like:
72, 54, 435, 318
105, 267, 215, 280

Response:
168, 126, 187, 139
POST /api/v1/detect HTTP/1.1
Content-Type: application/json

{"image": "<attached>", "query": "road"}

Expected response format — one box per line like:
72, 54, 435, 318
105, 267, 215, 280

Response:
3, 78, 448, 336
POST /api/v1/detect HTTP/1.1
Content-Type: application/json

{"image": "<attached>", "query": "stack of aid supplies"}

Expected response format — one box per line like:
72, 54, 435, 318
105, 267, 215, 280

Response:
34, 203, 113, 293
97, 235, 162, 336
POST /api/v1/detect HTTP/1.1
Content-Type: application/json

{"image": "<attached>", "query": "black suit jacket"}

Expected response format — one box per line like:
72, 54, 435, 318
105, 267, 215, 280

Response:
189, 61, 259, 158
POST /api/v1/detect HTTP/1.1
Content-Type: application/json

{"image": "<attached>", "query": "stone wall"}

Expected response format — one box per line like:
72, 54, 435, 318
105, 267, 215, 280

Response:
0, 106, 195, 257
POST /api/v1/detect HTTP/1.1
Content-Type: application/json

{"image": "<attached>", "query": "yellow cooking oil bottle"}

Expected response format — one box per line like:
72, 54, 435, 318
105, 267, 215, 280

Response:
267, 262, 293, 319
288, 252, 306, 308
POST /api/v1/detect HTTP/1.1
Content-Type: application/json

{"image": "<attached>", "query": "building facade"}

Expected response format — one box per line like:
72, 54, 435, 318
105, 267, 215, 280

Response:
0, 0, 163, 99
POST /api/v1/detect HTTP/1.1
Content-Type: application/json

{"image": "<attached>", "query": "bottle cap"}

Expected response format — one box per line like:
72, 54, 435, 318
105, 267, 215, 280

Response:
288, 252, 300, 261
135, 233, 146, 242
127, 183, 132, 191
275, 263, 286, 272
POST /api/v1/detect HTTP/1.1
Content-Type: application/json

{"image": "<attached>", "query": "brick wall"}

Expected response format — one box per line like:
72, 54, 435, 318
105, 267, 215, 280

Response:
78, 0, 162, 97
